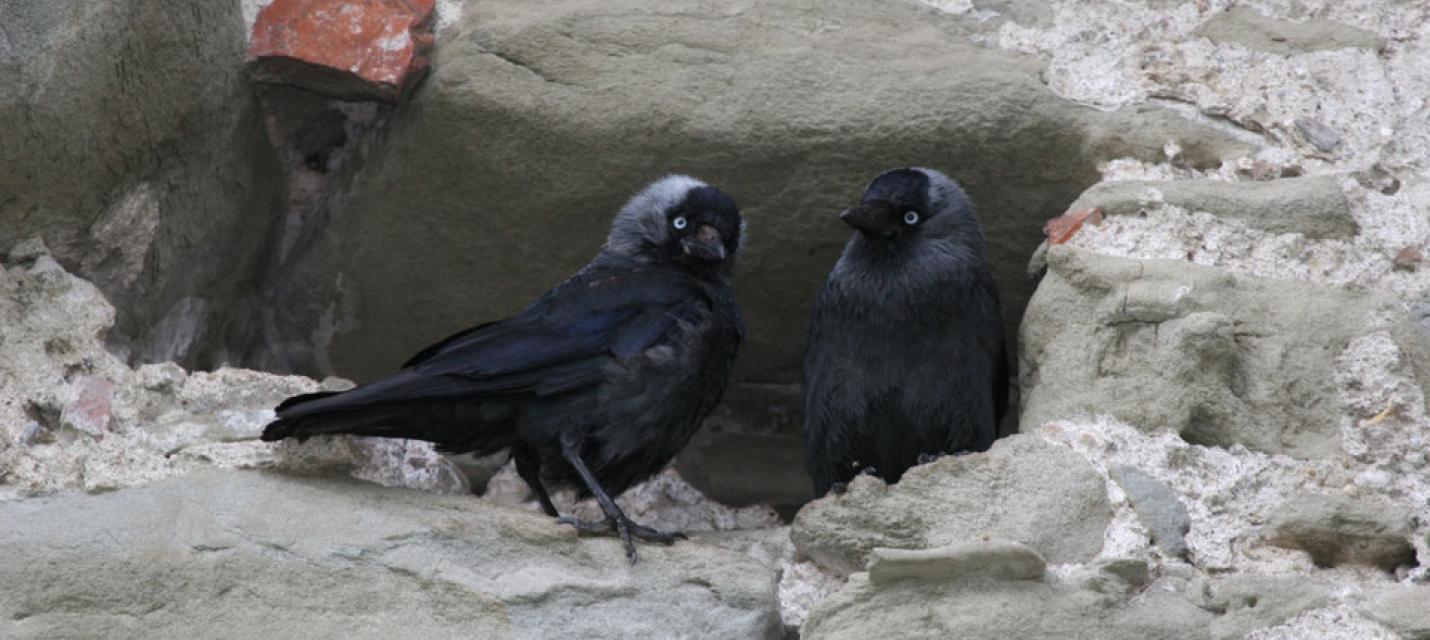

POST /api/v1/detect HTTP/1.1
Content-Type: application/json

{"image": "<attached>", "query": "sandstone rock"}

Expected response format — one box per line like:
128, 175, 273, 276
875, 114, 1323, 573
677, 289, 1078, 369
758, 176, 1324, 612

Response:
1111, 465, 1191, 559
1195, 7, 1385, 57
1020, 246, 1396, 458
804, 559, 1214, 640
557, 467, 783, 534
1242, 605, 1400, 640
248, 0, 436, 102
791, 435, 1109, 575
0, 0, 283, 368
0, 244, 464, 500
1065, 176, 1360, 241
1358, 586, 1430, 640
0, 470, 783, 640
866, 541, 1046, 585
1191, 575, 1334, 640
1081, 557, 1152, 595
1264, 493, 1416, 571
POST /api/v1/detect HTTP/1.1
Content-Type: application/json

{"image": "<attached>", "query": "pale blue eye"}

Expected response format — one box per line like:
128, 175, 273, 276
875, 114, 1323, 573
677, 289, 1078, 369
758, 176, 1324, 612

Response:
673, 216, 688, 230
903, 211, 920, 225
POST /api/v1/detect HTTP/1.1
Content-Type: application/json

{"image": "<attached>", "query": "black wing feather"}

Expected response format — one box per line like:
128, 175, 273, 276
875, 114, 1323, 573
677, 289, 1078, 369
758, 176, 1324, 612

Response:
274, 265, 705, 420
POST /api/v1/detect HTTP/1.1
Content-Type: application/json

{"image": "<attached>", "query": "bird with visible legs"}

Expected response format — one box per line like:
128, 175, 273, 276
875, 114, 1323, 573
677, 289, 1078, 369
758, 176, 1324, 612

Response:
262, 175, 746, 563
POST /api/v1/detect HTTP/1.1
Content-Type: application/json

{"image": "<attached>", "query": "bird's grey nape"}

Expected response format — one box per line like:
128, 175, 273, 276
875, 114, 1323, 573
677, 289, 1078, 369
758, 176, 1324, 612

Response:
910, 166, 985, 253
607, 175, 707, 259
910, 167, 971, 218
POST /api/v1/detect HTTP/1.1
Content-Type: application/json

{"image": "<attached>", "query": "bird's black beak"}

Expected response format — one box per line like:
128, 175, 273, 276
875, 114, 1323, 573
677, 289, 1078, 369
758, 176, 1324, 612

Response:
681, 225, 727, 261
839, 200, 899, 237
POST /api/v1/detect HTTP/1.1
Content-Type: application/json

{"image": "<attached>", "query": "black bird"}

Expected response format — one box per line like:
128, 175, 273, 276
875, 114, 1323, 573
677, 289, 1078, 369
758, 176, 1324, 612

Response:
803, 168, 1008, 497
262, 175, 746, 562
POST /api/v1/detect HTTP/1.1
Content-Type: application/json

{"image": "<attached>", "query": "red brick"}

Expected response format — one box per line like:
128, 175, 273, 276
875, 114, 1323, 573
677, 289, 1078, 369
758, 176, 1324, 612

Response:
63, 377, 114, 437
248, 0, 435, 103
1045, 207, 1105, 245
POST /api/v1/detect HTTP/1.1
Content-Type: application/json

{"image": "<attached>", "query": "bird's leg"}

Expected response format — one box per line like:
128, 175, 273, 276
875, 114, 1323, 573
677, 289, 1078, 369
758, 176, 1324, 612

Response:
555, 431, 683, 563
514, 449, 559, 518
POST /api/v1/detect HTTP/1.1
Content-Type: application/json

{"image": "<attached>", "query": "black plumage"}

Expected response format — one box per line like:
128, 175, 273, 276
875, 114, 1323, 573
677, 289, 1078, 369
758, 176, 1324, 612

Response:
262, 176, 746, 562
803, 168, 1008, 497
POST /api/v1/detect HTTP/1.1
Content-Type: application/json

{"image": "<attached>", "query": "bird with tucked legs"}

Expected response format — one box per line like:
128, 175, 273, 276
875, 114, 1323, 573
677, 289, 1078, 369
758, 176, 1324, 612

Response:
803, 167, 1008, 497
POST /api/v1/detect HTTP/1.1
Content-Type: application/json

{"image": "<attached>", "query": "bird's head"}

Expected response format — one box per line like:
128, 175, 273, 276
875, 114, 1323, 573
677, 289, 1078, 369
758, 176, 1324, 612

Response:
607, 175, 744, 277
839, 167, 985, 256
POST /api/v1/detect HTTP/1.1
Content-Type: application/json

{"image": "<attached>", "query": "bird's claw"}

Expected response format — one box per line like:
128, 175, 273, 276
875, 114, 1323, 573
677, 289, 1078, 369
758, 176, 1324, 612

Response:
916, 452, 943, 465
557, 515, 686, 563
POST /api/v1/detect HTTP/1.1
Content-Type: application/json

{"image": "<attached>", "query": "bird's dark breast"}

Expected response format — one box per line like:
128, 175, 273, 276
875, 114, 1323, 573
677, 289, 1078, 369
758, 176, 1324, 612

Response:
529, 297, 741, 497
805, 273, 1001, 490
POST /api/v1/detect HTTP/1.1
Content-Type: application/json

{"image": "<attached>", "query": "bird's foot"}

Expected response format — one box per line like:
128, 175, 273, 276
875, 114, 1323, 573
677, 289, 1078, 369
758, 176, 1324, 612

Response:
859, 466, 879, 477
916, 452, 943, 465
556, 515, 686, 563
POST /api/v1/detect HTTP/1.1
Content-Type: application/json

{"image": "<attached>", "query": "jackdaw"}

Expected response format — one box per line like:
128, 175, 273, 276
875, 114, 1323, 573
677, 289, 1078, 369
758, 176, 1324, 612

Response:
803, 167, 1008, 496
262, 176, 746, 562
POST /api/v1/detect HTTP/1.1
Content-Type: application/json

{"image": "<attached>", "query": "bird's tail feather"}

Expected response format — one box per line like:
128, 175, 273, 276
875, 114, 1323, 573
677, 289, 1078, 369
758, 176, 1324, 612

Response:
275, 391, 341, 413
260, 404, 420, 442
261, 396, 516, 457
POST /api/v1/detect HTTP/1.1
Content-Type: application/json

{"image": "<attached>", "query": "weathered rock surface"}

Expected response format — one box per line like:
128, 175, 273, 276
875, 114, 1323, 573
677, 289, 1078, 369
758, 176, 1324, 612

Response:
0, 0, 283, 368
0, 241, 465, 500
1065, 175, 1360, 240
803, 539, 1214, 640
0, 470, 784, 640
866, 541, 1047, 585
1265, 493, 1417, 572
1194, 7, 1385, 57
1192, 575, 1335, 640
1021, 245, 1396, 458
791, 435, 1109, 574
248, 0, 436, 102
1358, 586, 1430, 640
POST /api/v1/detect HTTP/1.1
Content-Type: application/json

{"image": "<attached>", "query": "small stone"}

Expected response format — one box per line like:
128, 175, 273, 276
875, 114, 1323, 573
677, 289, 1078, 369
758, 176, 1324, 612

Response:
1111, 465, 1192, 559
1080, 557, 1151, 595
4, 237, 49, 265
60, 377, 114, 437
1063, 176, 1359, 241
1295, 118, 1341, 153
1027, 241, 1051, 280
17, 421, 44, 445
1264, 493, 1416, 571
1195, 7, 1385, 56
248, 0, 436, 102
866, 540, 1047, 585
320, 376, 357, 392
1394, 246, 1422, 271
135, 362, 188, 392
